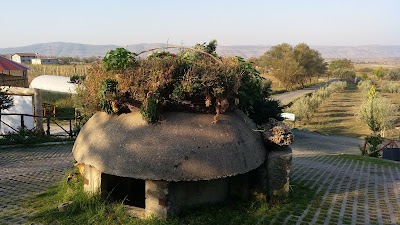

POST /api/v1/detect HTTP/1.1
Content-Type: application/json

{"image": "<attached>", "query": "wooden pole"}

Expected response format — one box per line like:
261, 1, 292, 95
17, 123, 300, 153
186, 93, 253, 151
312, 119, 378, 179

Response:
46, 117, 50, 136
33, 89, 43, 133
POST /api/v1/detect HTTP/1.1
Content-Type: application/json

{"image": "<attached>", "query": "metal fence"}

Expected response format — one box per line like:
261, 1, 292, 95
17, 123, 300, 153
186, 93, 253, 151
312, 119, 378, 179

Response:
0, 113, 77, 138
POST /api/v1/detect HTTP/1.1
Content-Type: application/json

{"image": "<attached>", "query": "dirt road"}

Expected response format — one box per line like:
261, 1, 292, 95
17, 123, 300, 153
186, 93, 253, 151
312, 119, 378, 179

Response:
291, 128, 364, 155
271, 79, 339, 105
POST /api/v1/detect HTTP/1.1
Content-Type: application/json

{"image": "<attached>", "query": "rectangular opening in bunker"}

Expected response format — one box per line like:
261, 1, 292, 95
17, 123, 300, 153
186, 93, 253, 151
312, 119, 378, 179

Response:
101, 173, 145, 208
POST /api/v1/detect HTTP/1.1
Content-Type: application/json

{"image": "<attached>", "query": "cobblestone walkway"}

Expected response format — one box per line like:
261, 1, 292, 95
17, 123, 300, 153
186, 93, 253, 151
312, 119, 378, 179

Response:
1, 144, 400, 224
0, 144, 73, 224
278, 154, 400, 225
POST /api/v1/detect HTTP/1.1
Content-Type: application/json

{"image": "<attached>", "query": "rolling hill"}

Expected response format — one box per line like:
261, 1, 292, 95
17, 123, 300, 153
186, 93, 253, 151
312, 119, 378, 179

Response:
1, 42, 400, 59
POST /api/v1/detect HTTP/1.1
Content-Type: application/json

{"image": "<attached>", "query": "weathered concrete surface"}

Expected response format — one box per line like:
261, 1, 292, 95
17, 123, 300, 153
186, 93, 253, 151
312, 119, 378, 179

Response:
145, 180, 169, 217
261, 118, 293, 147
266, 147, 293, 198
73, 110, 266, 181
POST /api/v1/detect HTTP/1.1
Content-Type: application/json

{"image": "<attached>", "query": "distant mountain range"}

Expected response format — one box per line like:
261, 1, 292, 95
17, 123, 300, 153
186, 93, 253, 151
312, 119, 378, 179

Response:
1, 42, 400, 59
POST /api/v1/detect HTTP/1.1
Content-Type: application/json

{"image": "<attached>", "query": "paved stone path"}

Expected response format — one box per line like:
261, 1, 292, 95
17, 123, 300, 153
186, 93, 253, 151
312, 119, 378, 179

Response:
0, 144, 73, 224
280, 154, 400, 225
1, 141, 400, 224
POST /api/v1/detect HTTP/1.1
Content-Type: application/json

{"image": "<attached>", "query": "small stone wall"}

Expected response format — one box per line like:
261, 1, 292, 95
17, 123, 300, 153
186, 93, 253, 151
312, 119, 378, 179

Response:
266, 147, 292, 199
81, 164, 256, 218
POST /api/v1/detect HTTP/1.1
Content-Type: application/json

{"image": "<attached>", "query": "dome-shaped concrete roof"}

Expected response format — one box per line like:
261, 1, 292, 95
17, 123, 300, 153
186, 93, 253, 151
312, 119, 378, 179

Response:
73, 110, 266, 181
29, 75, 77, 94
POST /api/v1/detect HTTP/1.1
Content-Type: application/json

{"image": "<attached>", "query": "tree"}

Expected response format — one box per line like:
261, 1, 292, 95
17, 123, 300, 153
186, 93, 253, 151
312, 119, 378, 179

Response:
374, 67, 385, 79
328, 58, 355, 80
294, 43, 327, 84
257, 43, 326, 90
328, 58, 354, 71
261, 43, 303, 90
0, 87, 14, 110
103, 48, 137, 72
332, 68, 356, 80
194, 39, 218, 55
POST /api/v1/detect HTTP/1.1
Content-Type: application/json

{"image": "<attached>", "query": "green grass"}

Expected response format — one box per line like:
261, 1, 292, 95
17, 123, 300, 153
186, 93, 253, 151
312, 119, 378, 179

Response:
0, 128, 74, 146
333, 154, 400, 167
26, 171, 317, 225
40, 90, 75, 118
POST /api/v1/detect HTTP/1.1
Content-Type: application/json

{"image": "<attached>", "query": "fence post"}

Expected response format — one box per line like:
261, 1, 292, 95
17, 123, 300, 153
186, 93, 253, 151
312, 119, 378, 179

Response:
33, 89, 44, 133
69, 119, 73, 138
46, 117, 50, 136
20, 115, 25, 129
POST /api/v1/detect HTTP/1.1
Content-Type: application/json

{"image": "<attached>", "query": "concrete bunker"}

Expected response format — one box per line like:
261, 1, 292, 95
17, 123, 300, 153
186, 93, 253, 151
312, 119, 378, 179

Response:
73, 110, 291, 218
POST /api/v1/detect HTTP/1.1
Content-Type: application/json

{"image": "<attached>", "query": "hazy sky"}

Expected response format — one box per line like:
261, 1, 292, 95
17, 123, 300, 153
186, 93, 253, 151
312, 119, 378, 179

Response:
1, 0, 399, 48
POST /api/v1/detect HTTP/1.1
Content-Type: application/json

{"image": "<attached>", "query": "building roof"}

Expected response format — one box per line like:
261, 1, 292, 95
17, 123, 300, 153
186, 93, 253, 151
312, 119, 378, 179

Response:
13, 53, 37, 57
29, 75, 77, 94
0, 56, 30, 71
73, 110, 266, 181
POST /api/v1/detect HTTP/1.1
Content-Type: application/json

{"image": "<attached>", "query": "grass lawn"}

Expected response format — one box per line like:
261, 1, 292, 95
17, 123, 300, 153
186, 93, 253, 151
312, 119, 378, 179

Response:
26, 170, 316, 225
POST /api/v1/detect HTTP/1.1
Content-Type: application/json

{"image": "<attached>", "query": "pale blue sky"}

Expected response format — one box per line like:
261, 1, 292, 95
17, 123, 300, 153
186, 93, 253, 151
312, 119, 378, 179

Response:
1, 0, 399, 48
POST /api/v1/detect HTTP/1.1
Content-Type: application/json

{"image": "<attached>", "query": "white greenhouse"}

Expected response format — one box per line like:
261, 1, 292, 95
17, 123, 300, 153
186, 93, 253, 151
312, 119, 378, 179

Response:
29, 75, 77, 94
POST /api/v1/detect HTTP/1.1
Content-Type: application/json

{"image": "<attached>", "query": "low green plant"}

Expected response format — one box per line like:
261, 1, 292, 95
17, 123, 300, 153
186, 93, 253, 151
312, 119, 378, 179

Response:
140, 92, 161, 123
98, 78, 119, 114
356, 85, 398, 135
103, 48, 137, 72
374, 66, 385, 79
359, 135, 384, 157
357, 80, 373, 94
69, 74, 86, 84
0, 127, 68, 145
381, 80, 400, 93
286, 81, 347, 121
146, 51, 176, 59
77, 41, 282, 125
386, 68, 400, 80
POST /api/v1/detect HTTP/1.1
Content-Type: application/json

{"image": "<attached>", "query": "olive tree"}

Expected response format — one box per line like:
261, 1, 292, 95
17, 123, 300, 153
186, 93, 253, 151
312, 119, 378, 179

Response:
356, 85, 398, 136
328, 58, 356, 80
258, 43, 326, 89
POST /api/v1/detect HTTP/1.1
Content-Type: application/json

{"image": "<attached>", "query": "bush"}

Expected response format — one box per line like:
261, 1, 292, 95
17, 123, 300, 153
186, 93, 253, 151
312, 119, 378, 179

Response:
0, 127, 68, 145
286, 81, 347, 121
76, 43, 281, 125
102, 48, 137, 72
381, 81, 400, 93
358, 67, 374, 73
69, 75, 86, 84
356, 85, 398, 134
386, 68, 400, 80
357, 80, 373, 94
